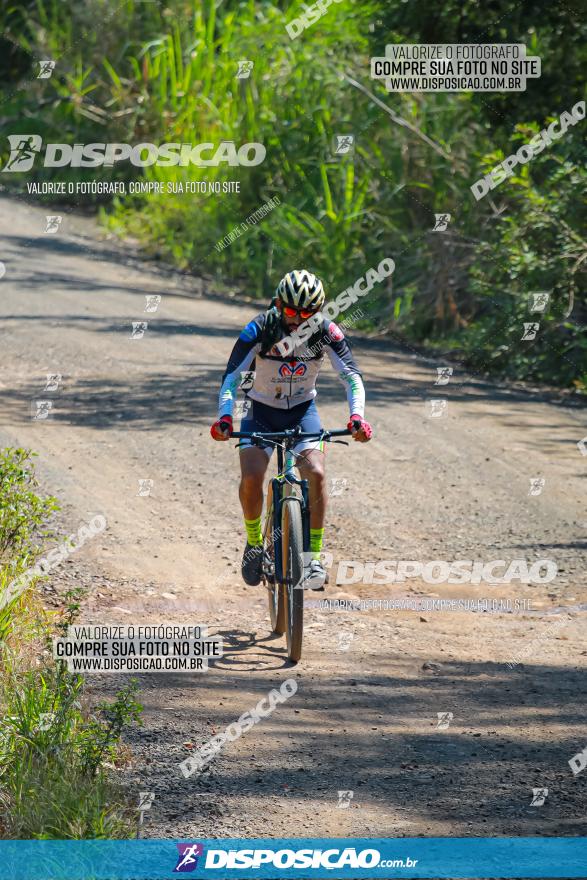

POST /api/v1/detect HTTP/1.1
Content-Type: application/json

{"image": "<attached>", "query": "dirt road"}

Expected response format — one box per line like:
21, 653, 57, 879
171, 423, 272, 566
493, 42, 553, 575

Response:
0, 195, 585, 839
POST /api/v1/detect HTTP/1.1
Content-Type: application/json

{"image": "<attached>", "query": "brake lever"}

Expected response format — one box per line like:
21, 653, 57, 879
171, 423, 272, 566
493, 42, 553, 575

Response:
332, 439, 349, 446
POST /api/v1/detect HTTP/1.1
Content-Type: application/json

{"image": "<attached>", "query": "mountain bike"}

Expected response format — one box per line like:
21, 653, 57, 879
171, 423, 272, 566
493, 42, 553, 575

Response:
232, 426, 353, 663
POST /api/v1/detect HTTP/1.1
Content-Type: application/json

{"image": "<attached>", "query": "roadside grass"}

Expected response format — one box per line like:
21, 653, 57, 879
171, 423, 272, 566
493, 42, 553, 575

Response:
0, 447, 142, 839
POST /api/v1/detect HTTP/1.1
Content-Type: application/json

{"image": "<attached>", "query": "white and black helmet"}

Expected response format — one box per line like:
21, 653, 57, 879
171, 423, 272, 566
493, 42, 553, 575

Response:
276, 269, 325, 312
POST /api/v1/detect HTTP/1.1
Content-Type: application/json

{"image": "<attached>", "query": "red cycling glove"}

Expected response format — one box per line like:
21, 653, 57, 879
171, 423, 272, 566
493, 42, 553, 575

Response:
347, 414, 373, 442
210, 415, 233, 441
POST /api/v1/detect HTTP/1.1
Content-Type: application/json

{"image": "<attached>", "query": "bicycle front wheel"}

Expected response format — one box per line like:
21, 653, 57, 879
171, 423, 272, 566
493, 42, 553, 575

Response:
264, 480, 285, 634
281, 496, 304, 663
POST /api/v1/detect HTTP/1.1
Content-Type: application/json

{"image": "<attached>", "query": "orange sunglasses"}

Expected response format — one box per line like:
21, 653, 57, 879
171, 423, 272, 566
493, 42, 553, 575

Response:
283, 304, 317, 320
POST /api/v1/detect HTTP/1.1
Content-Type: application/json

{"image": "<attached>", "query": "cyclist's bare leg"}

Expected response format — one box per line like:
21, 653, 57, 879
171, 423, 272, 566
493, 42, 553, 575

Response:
239, 447, 270, 585
296, 449, 326, 530
239, 447, 270, 520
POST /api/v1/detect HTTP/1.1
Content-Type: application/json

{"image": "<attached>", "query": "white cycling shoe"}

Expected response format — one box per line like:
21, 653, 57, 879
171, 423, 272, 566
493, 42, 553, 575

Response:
301, 558, 328, 590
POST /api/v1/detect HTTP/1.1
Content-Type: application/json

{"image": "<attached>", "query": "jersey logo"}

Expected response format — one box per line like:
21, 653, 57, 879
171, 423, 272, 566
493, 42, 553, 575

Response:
328, 321, 344, 342
279, 361, 307, 378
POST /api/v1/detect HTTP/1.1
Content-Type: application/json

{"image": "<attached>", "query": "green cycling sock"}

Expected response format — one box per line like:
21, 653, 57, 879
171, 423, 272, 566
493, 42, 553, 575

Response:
245, 516, 263, 547
310, 527, 324, 561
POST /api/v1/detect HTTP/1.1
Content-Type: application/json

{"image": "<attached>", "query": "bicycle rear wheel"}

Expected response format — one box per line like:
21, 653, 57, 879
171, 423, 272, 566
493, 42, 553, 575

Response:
264, 481, 285, 634
281, 496, 304, 663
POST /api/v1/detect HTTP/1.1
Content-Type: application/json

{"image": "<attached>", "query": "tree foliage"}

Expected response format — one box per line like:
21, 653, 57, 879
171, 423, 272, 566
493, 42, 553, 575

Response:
0, 0, 584, 388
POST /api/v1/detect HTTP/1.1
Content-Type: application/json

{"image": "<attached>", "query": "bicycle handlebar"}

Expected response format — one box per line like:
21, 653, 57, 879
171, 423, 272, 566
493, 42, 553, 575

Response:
232, 427, 353, 441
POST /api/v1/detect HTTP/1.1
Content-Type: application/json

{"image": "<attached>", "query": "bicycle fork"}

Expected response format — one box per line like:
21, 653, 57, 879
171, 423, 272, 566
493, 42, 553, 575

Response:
272, 492, 311, 588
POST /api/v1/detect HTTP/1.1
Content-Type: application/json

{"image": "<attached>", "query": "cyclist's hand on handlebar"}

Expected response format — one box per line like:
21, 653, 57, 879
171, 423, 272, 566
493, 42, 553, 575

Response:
210, 415, 233, 441
347, 414, 372, 442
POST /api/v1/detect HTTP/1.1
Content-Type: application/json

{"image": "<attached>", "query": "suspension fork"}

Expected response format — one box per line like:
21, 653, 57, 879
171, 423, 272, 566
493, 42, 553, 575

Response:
285, 446, 310, 555
300, 479, 310, 555
271, 477, 283, 584
286, 445, 311, 556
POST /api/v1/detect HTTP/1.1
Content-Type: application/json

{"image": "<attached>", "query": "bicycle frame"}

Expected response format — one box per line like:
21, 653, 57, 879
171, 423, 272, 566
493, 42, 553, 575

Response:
270, 443, 310, 586
232, 425, 353, 661
233, 426, 351, 588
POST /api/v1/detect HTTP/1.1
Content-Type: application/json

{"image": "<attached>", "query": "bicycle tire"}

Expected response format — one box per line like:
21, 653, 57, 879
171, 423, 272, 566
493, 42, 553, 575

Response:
281, 496, 304, 663
264, 481, 285, 634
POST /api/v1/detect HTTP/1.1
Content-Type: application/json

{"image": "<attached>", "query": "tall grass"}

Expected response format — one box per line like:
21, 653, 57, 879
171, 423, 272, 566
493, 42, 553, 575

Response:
0, 448, 141, 839
0, 642, 141, 838
0, 448, 58, 640
99, 0, 386, 292
1, 0, 585, 387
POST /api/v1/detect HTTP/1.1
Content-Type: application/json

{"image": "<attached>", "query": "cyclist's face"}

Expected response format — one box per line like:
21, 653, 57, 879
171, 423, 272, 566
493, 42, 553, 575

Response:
277, 298, 316, 329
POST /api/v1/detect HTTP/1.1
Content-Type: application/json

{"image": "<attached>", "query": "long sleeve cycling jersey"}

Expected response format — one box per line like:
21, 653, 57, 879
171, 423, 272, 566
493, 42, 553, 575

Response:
218, 312, 365, 418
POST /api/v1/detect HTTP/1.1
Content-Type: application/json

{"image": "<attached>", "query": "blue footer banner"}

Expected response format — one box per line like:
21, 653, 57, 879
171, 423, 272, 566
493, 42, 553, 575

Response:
0, 838, 584, 879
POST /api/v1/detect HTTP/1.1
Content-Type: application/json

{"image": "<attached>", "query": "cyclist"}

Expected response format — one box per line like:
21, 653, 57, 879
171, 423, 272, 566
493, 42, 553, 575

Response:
210, 269, 372, 589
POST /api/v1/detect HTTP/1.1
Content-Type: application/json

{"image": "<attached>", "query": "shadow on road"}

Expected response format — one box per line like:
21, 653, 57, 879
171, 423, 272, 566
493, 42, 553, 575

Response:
1, 308, 583, 434
124, 653, 585, 835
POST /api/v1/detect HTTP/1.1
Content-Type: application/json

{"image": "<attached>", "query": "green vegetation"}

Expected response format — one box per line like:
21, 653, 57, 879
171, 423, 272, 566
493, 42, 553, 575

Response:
0, 448, 141, 839
0, 448, 58, 641
0, 0, 585, 388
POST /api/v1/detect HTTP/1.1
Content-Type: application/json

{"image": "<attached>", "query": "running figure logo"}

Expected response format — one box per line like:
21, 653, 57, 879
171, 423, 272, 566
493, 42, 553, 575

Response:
530, 788, 548, 807
37, 60, 56, 79
234, 399, 252, 419
236, 60, 254, 79
144, 295, 161, 313
436, 711, 453, 729
137, 479, 154, 497
337, 790, 354, 808
433, 213, 451, 231
239, 370, 256, 391
138, 791, 155, 829
337, 632, 354, 652
45, 215, 62, 233
2, 135, 42, 172
333, 135, 354, 155
38, 712, 55, 731
32, 400, 53, 420
522, 322, 539, 341
329, 477, 348, 497
530, 292, 550, 313
434, 366, 453, 385
528, 477, 545, 496
174, 843, 204, 873
131, 321, 148, 339
427, 398, 448, 418
44, 373, 62, 392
